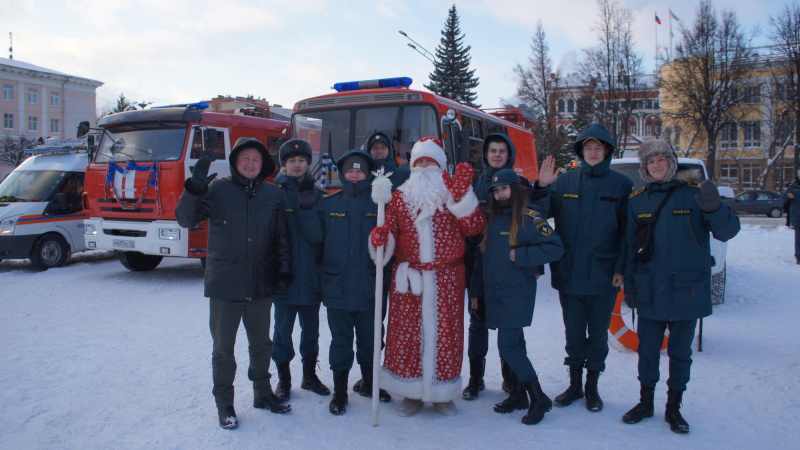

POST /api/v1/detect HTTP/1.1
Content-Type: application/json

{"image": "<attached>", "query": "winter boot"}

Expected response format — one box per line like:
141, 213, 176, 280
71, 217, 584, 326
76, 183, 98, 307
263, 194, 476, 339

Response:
553, 364, 584, 407
352, 364, 391, 402
217, 405, 238, 429
665, 388, 690, 434
622, 384, 655, 424
462, 358, 486, 400
329, 370, 349, 415
396, 398, 423, 417
253, 382, 292, 414
521, 378, 553, 425
584, 370, 603, 412
493, 382, 530, 414
274, 361, 292, 402
433, 401, 458, 416
300, 355, 330, 396
500, 358, 516, 393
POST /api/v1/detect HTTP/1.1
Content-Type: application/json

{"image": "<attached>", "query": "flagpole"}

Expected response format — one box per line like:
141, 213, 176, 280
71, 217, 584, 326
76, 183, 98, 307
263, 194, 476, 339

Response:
669, 8, 673, 61
655, 11, 659, 69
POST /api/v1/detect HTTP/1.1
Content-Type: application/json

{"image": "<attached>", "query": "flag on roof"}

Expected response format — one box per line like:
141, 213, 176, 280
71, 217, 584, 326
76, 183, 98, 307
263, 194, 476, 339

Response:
670, 9, 680, 21
655, 13, 662, 25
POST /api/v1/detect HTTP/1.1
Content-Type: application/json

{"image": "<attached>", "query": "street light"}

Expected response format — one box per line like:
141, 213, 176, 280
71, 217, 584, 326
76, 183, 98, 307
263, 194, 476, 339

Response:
398, 30, 436, 65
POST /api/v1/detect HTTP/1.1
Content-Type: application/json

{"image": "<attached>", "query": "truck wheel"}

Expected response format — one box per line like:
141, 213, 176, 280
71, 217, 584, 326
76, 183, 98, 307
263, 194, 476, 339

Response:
711, 263, 726, 305
117, 251, 163, 271
30, 234, 69, 271
768, 207, 782, 218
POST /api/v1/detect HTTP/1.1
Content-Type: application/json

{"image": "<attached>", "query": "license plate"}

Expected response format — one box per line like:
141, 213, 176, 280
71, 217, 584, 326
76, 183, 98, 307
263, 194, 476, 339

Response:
113, 239, 135, 249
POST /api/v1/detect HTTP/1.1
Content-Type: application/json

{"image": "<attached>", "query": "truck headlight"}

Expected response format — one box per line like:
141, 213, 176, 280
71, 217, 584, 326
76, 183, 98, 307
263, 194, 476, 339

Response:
0, 216, 19, 236
84, 223, 97, 235
159, 228, 181, 240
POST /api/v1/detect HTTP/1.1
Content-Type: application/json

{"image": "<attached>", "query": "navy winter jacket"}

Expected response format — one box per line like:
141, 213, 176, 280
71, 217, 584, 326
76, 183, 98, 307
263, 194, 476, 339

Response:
781, 180, 800, 227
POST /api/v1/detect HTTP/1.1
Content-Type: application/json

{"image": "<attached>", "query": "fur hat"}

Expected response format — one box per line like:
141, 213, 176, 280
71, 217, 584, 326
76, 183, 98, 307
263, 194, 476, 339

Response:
278, 139, 312, 166
409, 136, 447, 171
638, 140, 678, 183
487, 169, 520, 193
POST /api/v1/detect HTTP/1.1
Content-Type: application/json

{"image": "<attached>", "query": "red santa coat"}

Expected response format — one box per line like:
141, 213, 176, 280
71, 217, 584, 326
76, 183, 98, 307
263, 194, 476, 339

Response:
377, 187, 485, 402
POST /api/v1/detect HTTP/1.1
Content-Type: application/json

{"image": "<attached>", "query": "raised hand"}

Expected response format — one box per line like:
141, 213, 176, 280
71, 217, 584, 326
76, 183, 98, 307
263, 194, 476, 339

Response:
695, 179, 721, 213
191, 150, 218, 190
442, 163, 474, 202
537, 155, 558, 188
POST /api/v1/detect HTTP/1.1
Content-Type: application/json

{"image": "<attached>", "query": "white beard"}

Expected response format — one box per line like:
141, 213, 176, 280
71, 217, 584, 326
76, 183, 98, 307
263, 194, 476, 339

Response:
398, 166, 449, 223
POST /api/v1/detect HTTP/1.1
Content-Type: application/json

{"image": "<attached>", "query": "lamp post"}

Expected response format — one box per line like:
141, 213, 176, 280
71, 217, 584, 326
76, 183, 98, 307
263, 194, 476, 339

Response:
398, 31, 436, 65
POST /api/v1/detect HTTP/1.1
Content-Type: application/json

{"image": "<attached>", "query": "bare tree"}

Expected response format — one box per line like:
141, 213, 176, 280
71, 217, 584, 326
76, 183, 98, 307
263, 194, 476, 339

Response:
659, 0, 752, 179
769, 2, 800, 176
579, 0, 645, 157
0, 135, 38, 167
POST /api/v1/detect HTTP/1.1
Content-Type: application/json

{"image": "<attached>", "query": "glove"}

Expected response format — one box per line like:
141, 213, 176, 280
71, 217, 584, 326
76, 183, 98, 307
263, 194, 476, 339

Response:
624, 293, 636, 309
442, 163, 474, 202
695, 179, 721, 213
190, 150, 218, 191
370, 225, 390, 247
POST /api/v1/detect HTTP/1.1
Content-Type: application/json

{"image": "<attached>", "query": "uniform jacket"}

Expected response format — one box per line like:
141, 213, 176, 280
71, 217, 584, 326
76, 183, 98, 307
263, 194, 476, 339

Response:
176, 140, 291, 301
366, 132, 410, 190
624, 172, 741, 321
537, 127, 633, 296
273, 173, 323, 306
781, 179, 800, 227
298, 176, 377, 311
471, 208, 564, 328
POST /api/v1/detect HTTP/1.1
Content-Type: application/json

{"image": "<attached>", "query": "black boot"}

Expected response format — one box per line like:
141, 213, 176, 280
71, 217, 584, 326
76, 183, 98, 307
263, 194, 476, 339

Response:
300, 355, 330, 396
622, 384, 655, 424
217, 405, 238, 429
584, 370, 603, 412
329, 370, 349, 415
274, 362, 291, 402
352, 364, 391, 402
665, 388, 690, 434
521, 378, 552, 425
500, 358, 516, 393
253, 383, 292, 414
554, 364, 584, 407
493, 382, 530, 413
462, 358, 486, 400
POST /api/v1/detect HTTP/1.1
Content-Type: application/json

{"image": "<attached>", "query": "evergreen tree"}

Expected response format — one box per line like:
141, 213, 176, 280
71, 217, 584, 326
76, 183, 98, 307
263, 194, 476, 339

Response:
425, 5, 480, 108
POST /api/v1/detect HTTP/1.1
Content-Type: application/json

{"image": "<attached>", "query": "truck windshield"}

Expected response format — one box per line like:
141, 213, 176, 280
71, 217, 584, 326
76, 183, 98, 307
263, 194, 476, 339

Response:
93, 122, 188, 163
611, 162, 706, 190
0, 170, 67, 202
291, 104, 438, 163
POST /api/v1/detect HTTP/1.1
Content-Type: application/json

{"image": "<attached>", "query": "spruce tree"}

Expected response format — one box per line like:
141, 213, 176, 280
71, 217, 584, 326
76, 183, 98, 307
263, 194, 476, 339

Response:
425, 5, 480, 108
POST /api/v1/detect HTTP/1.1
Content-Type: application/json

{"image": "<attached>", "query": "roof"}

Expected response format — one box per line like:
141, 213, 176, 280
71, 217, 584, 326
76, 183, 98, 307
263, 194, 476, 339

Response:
0, 57, 103, 86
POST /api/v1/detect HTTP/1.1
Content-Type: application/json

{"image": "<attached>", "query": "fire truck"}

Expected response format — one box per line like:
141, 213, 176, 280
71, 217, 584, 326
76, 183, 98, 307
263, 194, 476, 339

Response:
82, 103, 288, 271
289, 77, 539, 187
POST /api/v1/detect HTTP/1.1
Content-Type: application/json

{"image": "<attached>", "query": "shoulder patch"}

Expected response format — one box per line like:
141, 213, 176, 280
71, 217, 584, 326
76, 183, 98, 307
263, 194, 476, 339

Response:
322, 190, 342, 199
629, 186, 646, 199
687, 183, 701, 189
535, 219, 553, 237
523, 208, 542, 219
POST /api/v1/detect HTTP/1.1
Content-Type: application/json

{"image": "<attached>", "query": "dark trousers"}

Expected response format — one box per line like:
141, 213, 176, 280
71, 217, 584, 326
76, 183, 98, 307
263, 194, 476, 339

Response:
209, 297, 273, 407
637, 316, 697, 391
497, 328, 535, 383
467, 301, 489, 359
559, 292, 616, 373
794, 227, 799, 260
272, 302, 322, 363
326, 307, 374, 371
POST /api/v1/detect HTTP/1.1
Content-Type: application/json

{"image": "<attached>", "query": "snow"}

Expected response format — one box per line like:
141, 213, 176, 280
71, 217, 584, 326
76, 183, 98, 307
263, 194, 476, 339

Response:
1, 221, 799, 449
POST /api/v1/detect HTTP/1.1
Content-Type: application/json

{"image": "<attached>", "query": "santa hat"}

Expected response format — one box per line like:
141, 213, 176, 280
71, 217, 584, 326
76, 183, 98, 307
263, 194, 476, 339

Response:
409, 137, 447, 171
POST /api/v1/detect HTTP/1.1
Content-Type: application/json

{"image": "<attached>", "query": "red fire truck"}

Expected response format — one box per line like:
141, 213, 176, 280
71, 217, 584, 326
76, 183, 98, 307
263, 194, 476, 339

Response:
290, 77, 539, 188
82, 103, 288, 271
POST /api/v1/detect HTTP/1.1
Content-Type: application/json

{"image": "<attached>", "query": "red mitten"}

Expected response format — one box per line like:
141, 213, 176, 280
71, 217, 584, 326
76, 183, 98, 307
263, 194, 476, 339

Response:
443, 163, 473, 202
370, 225, 390, 247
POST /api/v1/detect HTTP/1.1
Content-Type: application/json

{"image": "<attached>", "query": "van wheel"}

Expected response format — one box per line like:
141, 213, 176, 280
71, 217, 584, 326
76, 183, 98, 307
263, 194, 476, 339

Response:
30, 234, 69, 271
711, 263, 726, 305
117, 251, 163, 271
768, 207, 782, 218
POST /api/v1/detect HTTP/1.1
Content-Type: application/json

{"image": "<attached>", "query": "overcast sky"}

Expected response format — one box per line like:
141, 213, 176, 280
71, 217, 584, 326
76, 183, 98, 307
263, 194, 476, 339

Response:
1, 0, 783, 115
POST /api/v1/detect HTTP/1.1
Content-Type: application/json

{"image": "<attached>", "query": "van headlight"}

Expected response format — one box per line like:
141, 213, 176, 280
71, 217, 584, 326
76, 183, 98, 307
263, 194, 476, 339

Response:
0, 216, 19, 236
84, 223, 97, 235
159, 228, 181, 240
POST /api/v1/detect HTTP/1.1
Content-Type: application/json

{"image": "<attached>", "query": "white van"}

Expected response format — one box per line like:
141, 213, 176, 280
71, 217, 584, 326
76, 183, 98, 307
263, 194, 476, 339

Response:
0, 148, 88, 270
610, 157, 729, 304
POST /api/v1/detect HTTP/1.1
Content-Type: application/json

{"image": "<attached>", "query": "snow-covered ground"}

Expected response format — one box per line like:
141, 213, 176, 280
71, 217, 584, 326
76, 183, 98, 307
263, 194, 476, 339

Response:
1, 221, 798, 449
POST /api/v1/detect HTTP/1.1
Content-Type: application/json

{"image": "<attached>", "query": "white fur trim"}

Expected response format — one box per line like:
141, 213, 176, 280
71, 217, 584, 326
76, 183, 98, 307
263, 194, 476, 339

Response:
446, 188, 479, 219
395, 261, 410, 293
410, 139, 447, 170
368, 233, 395, 267
380, 368, 462, 403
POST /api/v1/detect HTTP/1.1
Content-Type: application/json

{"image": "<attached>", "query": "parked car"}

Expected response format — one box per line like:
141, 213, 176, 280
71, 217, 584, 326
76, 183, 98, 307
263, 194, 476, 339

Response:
722, 190, 783, 218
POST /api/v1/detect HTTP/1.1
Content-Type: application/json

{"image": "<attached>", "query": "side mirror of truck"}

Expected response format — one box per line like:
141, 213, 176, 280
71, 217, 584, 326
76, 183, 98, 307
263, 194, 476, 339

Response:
77, 121, 91, 139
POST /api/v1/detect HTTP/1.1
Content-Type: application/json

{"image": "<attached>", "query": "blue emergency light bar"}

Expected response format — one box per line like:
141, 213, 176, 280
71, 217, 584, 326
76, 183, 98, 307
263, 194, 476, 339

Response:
151, 102, 209, 110
333, 77, 413, 92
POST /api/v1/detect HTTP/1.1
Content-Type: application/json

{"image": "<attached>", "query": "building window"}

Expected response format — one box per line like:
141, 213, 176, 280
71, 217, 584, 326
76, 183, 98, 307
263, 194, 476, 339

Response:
674, 126, 681, 147
645, 99, 653, 109
742, 85, 761, 104
50, 119, 60, 134
654, 99, 659, 109
567, 99, 575, 113
3, 113, 13, 129
50, 91, 60, 107
740, 162, 761, 188
3, 84, 13, 101
719, 163, 738, 184
557, 99, 565, 113
28, 116, 38, 132
775, 118, 795, 147
720, 123, 738, 149
646, 122, 652, 136
743, 121, 761, 147
628, 119, 637, 135
28, 88, 38, 104
774, 83, 788, 102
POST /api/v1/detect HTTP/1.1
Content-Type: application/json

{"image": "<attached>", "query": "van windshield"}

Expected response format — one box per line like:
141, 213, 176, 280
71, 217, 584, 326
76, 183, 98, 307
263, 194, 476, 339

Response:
611, 162, 706, 190
93, 122, 188, 163
0, 170, 67, 202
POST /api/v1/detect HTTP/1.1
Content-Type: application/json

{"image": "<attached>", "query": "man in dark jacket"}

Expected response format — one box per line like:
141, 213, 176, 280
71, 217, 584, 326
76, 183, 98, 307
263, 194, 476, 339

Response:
535, 124, 633, 413
271, 139, 330, 403
176, 137, 292, 429
365, 131, 410, 190
621, 140, 740, 433
780, 171, 800, 264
